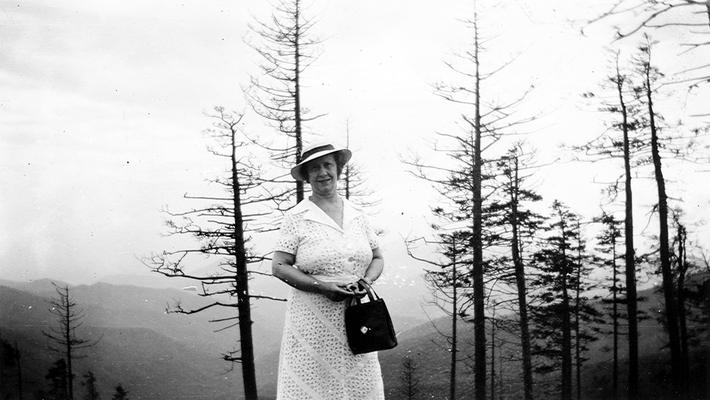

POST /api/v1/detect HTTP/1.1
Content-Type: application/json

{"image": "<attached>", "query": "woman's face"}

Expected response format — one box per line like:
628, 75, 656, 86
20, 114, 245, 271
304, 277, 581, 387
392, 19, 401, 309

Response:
305, 154, 338, 195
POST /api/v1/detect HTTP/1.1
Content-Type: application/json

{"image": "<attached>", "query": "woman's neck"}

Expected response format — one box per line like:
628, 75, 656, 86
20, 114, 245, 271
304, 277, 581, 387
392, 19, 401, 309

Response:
310, 191, 340, 206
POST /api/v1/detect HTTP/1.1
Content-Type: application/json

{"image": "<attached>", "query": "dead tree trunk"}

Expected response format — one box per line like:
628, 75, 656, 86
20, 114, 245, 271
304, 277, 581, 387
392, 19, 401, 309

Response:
231, 125, 258, 399
616, 58, 639, 400
509, 154, 534, 400
642, 41, 682, 394
574, 219, 582, 400
451, 237, 458, 400
471, 11, 486, 400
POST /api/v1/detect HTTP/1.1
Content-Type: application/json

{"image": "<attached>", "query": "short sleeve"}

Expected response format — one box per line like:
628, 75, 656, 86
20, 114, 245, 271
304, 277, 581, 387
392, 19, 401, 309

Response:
362, 215, 379, 250
274, 214, 299, 255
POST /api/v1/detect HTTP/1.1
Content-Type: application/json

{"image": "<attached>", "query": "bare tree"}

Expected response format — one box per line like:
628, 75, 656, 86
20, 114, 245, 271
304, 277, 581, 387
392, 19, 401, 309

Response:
340, 120, 380, 208
634, 36, 684, 395
588, 0, 710, 89
574, 50, 645, 399
42, 283, 97, 400
147, 107, 288, 400
407, 230, 472, 400
245, 0, 324, 203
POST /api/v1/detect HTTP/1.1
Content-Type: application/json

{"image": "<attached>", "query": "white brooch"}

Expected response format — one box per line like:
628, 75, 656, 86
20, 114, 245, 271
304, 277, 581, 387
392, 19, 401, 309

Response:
360, 326, 370, 334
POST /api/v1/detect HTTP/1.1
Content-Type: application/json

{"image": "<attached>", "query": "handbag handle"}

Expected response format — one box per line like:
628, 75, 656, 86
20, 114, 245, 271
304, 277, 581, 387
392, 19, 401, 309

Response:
348, 280, 379, 306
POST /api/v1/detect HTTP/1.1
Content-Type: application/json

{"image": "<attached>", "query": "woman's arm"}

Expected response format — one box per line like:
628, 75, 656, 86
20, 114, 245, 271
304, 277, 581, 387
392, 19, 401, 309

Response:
272, 250, 353, 301
361, 247, 384, 285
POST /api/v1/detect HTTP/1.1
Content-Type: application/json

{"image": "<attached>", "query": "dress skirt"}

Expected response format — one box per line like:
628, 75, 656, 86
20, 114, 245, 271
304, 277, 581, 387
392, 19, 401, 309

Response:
276, 288, 385, 400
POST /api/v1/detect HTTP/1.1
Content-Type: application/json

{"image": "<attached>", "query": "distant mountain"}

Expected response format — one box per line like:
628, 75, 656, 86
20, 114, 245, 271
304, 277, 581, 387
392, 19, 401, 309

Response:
0, 285, 238, 399
378, 283, 710, 400
7, 277, 698, 400
0, 278, 430, 400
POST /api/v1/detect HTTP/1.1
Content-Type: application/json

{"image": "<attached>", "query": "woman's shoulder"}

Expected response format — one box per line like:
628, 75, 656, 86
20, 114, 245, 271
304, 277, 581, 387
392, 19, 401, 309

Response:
284, 199, 313, 217
279, 199, 315, 227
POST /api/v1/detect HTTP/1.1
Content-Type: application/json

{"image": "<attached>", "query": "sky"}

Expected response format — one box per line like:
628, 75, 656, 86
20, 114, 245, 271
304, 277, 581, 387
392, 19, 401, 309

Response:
1, 0, 708, 287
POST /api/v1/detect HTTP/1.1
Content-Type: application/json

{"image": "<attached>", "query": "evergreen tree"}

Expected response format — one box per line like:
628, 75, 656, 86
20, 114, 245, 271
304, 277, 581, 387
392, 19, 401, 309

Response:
489, 143, 543, 400
42, 284, 97, 400
529, 201, 596, 400
408, 229, 471, 400
81, 371, 99, 400
0, 338, 23, 400
110, 385, 127, 400
593, 211, 625, 400
45, 359, 68, 400
399, 354, 420, 400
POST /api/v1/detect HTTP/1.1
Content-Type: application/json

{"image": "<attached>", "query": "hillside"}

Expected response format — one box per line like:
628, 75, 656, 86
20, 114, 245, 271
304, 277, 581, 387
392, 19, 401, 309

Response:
0, 285, 240, 399
1, 278, 706, 399
379, 283, 710, 400
0, 278, 428, 400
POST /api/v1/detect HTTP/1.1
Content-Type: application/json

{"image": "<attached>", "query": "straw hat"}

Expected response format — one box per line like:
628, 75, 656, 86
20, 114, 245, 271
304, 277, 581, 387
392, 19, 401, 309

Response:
290, 143, 352, 181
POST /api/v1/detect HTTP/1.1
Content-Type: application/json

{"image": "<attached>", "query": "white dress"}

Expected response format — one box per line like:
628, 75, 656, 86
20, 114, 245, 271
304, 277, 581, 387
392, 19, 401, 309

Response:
274, 198, 385, 400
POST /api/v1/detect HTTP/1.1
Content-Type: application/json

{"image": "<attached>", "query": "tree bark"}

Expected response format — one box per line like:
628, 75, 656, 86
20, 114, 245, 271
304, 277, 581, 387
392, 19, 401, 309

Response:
574, 220, 582, 400
644, 52, 682, 395
451, 238, 458, 400
616, 58, 639, 400
231, 126, 258, 400
293, 0, 304, 203
510, 155, 534, 400
63, 287, 74, 400
471, 10, 487, 400
14, 342, 23, 400
677, 223, 690, 397
490, 306, 496, 400
559, 212, 572, 400
611, 222, 619, 400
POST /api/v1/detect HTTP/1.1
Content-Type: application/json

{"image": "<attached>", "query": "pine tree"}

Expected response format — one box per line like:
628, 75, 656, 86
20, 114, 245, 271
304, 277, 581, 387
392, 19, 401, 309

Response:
81, 371, 99, 400
0, 338, 23, 400
633, 36, 683, 395
575, 51, 644, 400
491, 144, 543, 400
529, 201, 594, 400
409, 229, 471, 400
246, 0, 323, 204
399, 354, 420, 400
45, 359, 68, 400
147, 108, 288, 400
42, 284, 97, 400
110, 385, 128, 400
593, 212, 625, 400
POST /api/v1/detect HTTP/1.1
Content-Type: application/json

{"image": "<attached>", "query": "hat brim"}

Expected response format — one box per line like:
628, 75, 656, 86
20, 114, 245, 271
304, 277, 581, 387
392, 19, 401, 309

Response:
290, 148, 352, 181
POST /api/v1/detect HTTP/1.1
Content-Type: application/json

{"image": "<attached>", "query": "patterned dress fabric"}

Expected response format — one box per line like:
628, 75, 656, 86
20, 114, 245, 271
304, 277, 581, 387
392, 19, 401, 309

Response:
274, 198, 385, 400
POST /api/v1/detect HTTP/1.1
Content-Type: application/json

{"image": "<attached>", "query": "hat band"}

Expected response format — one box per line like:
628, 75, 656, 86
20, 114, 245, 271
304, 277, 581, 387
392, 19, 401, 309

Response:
300, 144, 335, 162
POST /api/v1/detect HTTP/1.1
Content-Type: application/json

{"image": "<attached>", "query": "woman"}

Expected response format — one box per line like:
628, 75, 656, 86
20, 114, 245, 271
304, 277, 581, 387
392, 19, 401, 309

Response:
272, 143, 385, 400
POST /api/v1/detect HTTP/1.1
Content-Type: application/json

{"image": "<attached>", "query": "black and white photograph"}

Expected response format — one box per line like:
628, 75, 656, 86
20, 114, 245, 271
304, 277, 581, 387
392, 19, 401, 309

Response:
1, 0, 709, 399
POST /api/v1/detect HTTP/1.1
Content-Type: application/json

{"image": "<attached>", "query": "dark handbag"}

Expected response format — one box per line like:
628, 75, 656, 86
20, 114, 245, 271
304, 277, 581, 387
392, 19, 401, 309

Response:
344, 282, 397, 355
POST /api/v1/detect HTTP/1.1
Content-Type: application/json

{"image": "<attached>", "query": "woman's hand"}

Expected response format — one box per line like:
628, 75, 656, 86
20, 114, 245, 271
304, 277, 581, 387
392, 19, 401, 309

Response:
319, 282, 355, 302
347, 281, 368, 299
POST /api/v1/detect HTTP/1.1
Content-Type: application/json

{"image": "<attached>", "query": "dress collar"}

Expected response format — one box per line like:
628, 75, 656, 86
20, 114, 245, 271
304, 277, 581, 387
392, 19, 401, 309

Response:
291, 197, 362, 232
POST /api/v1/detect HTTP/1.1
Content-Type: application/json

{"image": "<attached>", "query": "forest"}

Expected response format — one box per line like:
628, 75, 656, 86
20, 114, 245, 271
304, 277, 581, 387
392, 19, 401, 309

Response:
1, 0, 709, 399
